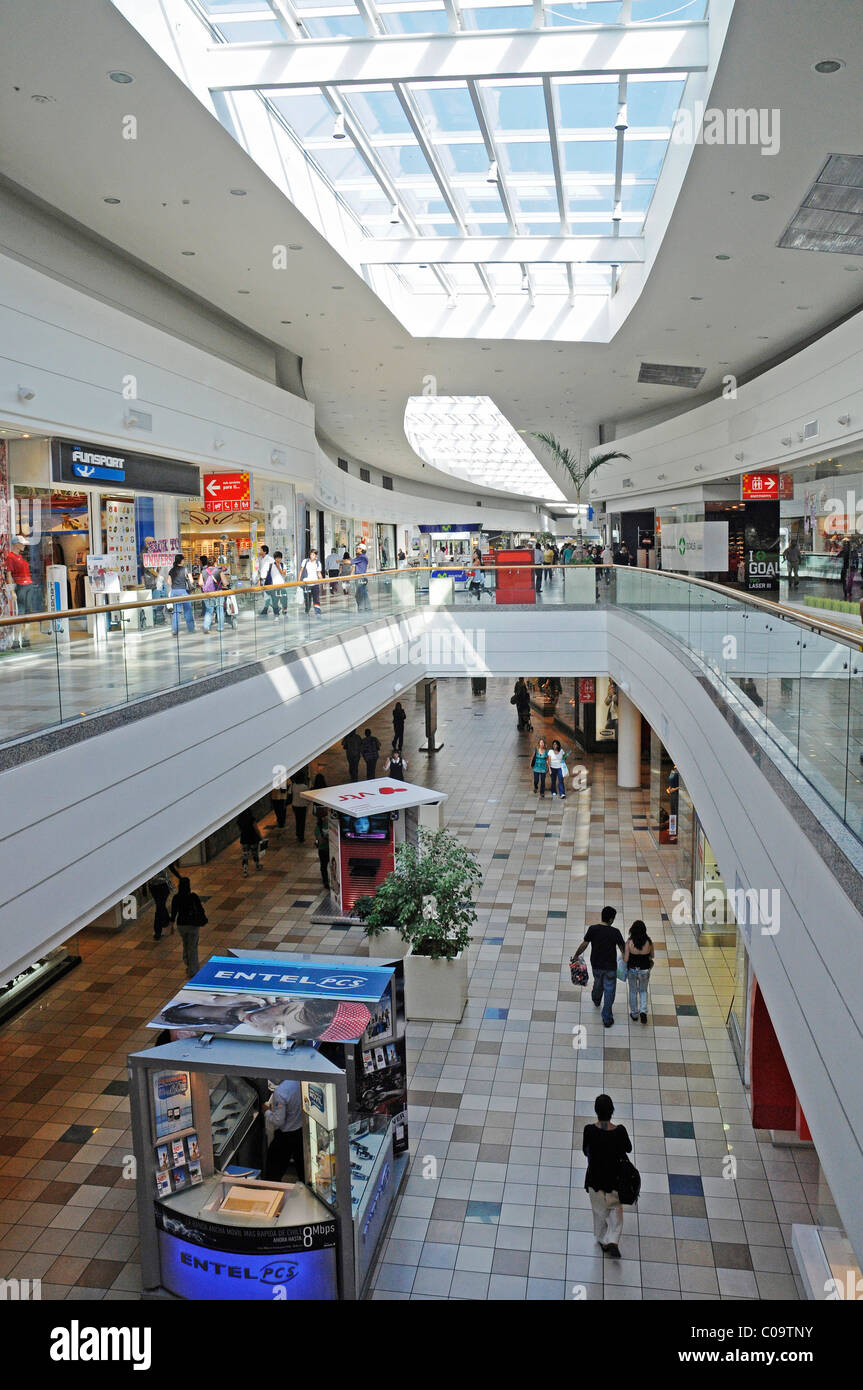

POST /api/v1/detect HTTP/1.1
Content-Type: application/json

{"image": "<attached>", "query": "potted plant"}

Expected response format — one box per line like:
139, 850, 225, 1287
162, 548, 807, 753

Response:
532, 434, 630, 560
354, 894, 412, 960
357, 829, 482, 1021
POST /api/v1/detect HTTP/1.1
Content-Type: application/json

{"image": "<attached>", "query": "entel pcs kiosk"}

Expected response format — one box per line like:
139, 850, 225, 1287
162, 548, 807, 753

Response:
128, 953, 409, 1300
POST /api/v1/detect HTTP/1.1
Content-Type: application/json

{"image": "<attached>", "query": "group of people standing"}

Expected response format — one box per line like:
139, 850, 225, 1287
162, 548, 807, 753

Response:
167, 554, 240, 635
341, 702, 408, 782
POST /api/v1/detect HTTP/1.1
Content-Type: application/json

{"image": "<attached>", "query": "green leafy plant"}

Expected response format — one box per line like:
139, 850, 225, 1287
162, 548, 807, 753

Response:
532, 434, 630, 557
356, 828, 482, 960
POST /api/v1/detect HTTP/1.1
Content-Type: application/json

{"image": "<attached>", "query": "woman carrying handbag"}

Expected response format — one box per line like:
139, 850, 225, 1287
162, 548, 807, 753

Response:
582, 1093, 636, 1259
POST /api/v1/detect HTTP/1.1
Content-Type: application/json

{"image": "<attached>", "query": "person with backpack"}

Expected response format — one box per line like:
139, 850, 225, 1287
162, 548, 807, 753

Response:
512, 677, 531, 731
625, 919, 654, 1024
237, 807, 268, 876
582, 1093, 632, 1259
170, 876, 208, 977
342, 729, 362, 782
531, 738, 549, 797
201, 561, 224, 633
361, 729, 381, 779
548, 740, 568, 799
299, 549, 323, 616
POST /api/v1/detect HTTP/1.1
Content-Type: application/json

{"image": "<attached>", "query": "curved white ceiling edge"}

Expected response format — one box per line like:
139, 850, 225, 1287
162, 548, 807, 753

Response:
404, 395, 567, 502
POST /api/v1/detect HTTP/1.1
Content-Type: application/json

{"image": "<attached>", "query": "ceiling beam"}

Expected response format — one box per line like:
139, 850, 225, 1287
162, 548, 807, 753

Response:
355, 235, 644, 264
203, 22, 709, 90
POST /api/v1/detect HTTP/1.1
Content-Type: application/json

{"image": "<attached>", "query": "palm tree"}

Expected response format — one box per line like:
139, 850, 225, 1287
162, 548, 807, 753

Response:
533, 434, 631, 558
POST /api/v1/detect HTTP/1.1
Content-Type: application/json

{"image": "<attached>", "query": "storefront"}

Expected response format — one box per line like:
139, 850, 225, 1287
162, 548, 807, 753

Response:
130, 952, 409, 1301
569, 676, 619, 754
182, 474, 296, 584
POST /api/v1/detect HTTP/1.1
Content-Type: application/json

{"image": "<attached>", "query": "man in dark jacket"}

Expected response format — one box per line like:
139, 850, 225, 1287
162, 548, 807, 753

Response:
572, 906, 626, 1028
361, 729, 381, 779
342, 730, 362, 782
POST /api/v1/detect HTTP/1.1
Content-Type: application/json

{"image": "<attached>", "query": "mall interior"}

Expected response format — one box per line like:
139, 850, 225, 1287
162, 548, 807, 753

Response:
0, 0, 861, 1313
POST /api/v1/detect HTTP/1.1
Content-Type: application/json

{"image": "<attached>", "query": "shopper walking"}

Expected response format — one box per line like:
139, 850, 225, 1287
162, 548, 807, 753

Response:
353, 545, 371, 611
170, 876, 207, 978
533, 540, 544, 593
513, 677, 531, 731
256, 545, 279, 617
572, 906, 626, 1028
339, 547, 353, 595
531, 738, 549, 797
148, 869, 172, 941
270, 777, 289, 831
299, 549, 323, 616
201, 561, 225, 633
582, 1093, 632, 1259
237, 807, 267, 876
314, 814, 330, 892
625, 919, 654, 1024
361, 729, 381, 779
288, 770, 309, 843
342, 729, 363, 782
548, 740, 568, 799
168, 554, 196, 635
392, 701, 406, 752
784, 538, 801, 590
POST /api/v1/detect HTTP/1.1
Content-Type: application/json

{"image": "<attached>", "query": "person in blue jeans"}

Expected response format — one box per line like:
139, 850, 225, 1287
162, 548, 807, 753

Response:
531, 738, 549, 797
572, 906, 625, 1028
624, 919, 654, 1024
168, 554, 195, 635
201, 563, 224, 633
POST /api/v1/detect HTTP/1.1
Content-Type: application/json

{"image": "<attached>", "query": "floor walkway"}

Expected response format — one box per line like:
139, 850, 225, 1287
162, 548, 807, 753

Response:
0, 680, 813, 1300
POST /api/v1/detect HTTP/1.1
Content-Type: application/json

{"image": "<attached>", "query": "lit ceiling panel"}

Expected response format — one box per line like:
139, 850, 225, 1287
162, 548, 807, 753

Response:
404, 395, 567, 498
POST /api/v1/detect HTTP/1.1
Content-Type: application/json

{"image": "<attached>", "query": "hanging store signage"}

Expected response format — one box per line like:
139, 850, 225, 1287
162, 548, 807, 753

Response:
203, 471, 253, 513
579, 678, 596, 704
779, 474, 794, 500
51, 439, 200, 498
741, 472, 779, 501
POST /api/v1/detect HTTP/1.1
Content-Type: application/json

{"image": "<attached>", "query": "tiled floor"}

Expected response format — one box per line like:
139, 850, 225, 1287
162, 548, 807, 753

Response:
0, 678, 817, 1299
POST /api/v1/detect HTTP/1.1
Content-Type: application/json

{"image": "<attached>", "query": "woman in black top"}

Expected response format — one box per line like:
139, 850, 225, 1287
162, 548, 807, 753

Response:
168, 554, 195, 635
237, 808, 268, 876
392, 701, 406, 752
625, 918, 654, 1024
582, 1093, 631, 1258
170, 876, 207, 978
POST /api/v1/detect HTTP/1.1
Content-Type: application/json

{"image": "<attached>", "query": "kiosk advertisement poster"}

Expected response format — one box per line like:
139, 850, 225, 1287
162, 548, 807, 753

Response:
152, 1069, 194, 1139
86, 554, 121, 595
358, 1034, 408, 1156
155, 1207, 338, 1301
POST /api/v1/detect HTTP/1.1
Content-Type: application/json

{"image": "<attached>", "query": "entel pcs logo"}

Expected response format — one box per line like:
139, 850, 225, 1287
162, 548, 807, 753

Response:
71, 445, 125, 470
50, 1321, 151, 1371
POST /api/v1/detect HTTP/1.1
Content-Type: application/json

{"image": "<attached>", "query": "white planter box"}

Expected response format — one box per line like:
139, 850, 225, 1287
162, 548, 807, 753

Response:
366, 930, 412, 960
403, 951, 468, 1022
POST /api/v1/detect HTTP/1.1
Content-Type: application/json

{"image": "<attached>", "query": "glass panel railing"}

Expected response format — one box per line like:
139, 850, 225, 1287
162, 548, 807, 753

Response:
3, 563, 863, 847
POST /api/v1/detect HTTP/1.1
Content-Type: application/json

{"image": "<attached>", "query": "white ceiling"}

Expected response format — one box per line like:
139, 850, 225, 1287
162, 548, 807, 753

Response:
1, 0, 863, 502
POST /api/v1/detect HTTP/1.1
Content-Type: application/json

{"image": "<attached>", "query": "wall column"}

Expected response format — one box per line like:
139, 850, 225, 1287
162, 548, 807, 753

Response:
617, 690, 642, 789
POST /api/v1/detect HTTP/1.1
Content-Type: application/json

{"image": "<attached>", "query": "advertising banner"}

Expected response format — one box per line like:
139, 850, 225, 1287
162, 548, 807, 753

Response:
86, 554, 121, 595
152, 1069, 194, 1139
744, 501, 780, 593
659, 522, 729, 573
52, 439, 200, 498
203, 471, 253, 513
578, 677, 596, 704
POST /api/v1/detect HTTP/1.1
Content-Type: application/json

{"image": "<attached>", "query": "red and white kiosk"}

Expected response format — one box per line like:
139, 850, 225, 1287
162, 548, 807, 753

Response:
301, 778, 447, 916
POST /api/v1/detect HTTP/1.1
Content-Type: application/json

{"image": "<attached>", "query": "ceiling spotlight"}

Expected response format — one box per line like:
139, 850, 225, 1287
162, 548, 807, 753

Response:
214, 438, 225, 449
781, 435, 793, 446
615, 103, 628, 133
612, 201, 623, 223
17, 386, 35, 401
622, 478, 634, 488
694, 464, 705, 472
103, 197, 121, 205
332, 112, 346, 140
812, 59, 844, 74
657, 473, 667, 481
181, 250, 196, 256
734, 451, 744, 462
486, 159, 498, 184
108, 71, 134, 84
715, 253, 731, 261
229, 188, 247, 197
389, 204, 401, 224
838, 414, 851, 426
751, 193, 770, 202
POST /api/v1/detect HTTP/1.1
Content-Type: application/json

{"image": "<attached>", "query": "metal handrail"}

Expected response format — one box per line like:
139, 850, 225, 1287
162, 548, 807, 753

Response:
1, 562, 860, 649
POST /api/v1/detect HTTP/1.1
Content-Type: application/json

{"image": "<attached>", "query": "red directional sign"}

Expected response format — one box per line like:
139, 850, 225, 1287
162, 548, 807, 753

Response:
203, 471, 252, 513
741, 472, 779, 501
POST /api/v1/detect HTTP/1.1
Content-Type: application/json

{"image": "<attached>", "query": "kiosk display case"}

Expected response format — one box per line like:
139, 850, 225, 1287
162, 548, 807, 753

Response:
129, 951, 409, 1300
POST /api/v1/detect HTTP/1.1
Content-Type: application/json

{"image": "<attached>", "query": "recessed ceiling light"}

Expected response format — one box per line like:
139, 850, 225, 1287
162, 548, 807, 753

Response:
715, 254, 731, 261
31, 94, 55, 103
690, 295, 703, 301
108, 71, 134, 84
229, 188, 247, 196
796, 304, 809, 310
181, 250, 195, 256
289, 244, 303, 251
751, 193, 770, 202
332, 285, 344, 290
812, 59, 844, 74
103, 197, 121, 205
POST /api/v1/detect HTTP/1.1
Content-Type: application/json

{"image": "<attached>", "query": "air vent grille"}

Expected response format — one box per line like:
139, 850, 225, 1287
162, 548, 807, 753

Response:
360, 467, 371, 483
638, 362, 706, 388
778, 154, 863, 255
382, 475, 393, 491
337, 458, 349, 472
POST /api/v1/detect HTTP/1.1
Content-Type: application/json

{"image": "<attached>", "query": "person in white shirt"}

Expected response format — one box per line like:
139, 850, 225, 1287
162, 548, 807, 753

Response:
256, 545, 278, 616
548, 740, 568, 799
384, 745, 408, 781
299, 550, 323, 615
324, 547, 341, 599
601, 543, 614, 586
264, 1079, 305, 1181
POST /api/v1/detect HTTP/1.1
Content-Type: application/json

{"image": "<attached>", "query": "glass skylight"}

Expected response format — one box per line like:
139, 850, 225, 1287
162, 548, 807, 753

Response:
404, 396, 567, 499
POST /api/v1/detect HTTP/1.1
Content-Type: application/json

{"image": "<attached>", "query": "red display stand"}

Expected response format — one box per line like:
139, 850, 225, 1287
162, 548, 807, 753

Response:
492, 549, 535, 604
